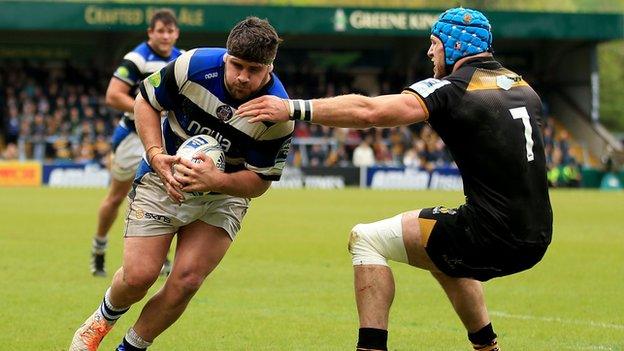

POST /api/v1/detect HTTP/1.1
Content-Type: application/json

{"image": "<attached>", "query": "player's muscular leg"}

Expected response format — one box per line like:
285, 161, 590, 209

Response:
430, 272, 491, 333
132, 220, 232, 341
96, 177, 133, 238
350, 211, 443, 330
109, 234, 173, 307
400, 210, 443, 272
402, 210, 491, 332
354, 265, 394, 329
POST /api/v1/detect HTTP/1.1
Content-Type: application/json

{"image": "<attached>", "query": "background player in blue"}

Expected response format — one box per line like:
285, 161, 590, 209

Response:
90, 8, 182, 277
239, 8, 552, 351
69, 17, 293, 351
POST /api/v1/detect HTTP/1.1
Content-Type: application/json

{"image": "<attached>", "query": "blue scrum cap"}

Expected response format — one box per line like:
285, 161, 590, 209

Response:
431, 8, 493, 66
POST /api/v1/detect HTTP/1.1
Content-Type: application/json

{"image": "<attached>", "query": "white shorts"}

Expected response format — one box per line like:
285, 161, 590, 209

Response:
125, 172, 250, 240
110, 123, 143, 181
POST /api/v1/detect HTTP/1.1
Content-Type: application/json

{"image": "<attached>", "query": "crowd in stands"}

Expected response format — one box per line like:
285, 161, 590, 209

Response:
0, 60, 588, 187
542, 116, 582, 187
1, 60, 456, 171
277, 61, 455, 170
0, 61, 116, 166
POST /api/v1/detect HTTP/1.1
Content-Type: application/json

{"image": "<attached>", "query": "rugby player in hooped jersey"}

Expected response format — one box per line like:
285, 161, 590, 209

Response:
238, 8, 552, 351
90, 8, 183, 277
69, 17, 293, 351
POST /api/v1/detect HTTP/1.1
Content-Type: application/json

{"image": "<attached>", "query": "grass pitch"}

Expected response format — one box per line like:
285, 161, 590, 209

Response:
0, 187, 623, 350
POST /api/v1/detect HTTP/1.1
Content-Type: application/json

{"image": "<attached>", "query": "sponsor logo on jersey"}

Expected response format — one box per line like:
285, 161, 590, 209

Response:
276, 137, 292, 163
186, 121, 232, 152
432, 206, 457, 215
147, 71, 161, 88
216, 105, 233, 122
409, 78, 451, 98
496, 75, 514, 90
204, 72, 219, 79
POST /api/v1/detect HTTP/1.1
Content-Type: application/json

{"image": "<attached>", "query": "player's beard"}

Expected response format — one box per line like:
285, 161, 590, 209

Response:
226, 72, 270, 100
229, 84, 252, 100
432, 61, 447, 79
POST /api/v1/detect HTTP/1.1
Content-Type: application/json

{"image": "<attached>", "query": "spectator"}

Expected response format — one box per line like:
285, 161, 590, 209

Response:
353, 135, 375, 167
1, 142, 18, 160
403, 140, 425, 168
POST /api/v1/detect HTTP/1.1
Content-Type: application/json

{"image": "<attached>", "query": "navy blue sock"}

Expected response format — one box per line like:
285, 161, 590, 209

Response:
120, 337, 147, 351
99, 288, 129, 323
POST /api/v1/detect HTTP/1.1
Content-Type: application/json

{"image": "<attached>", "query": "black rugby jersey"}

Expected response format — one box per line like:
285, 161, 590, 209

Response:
405, 58, 552, 246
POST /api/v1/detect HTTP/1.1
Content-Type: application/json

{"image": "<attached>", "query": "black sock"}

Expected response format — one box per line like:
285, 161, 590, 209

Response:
357, 328, 388, 351
122, 337, 147, 351
468, 323, 497, 347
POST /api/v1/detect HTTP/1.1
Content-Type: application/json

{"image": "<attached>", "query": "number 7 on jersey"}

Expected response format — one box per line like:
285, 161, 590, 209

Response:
509, 107, 534, 162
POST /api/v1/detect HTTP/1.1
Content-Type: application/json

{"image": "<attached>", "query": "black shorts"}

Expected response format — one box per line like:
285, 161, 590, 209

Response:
419, 206, 548, 281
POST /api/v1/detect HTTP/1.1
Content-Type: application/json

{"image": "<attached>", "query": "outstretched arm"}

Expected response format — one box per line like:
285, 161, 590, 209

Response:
237, 93, 427, 128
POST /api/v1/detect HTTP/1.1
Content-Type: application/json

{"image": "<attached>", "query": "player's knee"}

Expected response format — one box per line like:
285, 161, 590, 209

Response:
122, 266, 159, 292
172, 270, 206, 296
348, 214, 409, 267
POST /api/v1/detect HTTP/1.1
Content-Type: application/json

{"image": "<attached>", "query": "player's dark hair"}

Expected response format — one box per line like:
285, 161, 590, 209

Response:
149, 8, 178, 29
227, 16, 282, 65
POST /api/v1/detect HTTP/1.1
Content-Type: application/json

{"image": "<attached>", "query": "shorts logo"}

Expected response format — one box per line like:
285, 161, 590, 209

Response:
216, 105, 233, 122
144, 212, 172, 224
432, 206, 457, 215
135, 208, 145, 219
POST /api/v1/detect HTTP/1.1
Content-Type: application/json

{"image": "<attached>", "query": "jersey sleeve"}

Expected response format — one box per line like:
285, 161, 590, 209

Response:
402, 78, 458, 121
112, 52, 145, 86
245, 122, 294, 181
139, 50, 194, 112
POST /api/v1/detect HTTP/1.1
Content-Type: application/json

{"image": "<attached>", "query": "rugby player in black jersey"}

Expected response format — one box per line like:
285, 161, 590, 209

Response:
239, 7, 552, 351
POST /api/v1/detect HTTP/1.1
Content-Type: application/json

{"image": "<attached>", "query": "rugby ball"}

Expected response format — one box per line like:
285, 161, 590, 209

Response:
176, 134, 226, 197
176, 134, 226, 171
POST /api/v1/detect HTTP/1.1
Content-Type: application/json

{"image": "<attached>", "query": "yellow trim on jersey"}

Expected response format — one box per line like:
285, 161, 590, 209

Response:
467, 68, 529, 91
402, 90, 430, 120
418, 218, 437, 247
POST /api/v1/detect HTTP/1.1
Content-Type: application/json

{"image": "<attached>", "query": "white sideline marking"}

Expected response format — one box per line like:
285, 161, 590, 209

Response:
491, 311, 624, 330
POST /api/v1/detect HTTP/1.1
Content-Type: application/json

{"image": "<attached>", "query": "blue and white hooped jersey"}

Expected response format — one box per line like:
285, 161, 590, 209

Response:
138, 48, 293, 181
113, 42, 184, 119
